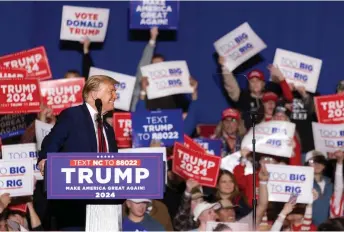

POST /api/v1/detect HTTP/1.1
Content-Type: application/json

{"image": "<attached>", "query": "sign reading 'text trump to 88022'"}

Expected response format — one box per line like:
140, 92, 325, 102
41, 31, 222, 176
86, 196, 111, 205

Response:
47, 153, 164, 199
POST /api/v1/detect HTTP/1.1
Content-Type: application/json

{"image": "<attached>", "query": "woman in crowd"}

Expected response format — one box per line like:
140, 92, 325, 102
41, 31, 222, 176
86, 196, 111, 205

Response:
330, 151, 344, 218
212, 108, 246, 157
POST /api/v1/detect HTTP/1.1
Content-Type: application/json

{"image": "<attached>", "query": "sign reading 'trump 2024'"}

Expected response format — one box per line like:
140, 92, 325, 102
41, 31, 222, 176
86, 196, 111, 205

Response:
47, 152, 164, 199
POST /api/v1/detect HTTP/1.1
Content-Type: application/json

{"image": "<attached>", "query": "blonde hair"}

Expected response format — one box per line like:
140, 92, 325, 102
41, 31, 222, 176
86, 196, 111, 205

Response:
82, 75, 118, 101
213, 118, 246, 139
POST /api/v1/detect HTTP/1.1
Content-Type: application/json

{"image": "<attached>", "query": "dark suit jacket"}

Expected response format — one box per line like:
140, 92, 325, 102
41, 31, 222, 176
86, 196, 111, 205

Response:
38, 104, 120, 230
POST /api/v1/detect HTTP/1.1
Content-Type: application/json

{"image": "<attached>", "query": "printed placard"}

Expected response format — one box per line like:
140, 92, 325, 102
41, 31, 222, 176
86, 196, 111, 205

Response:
0, 114, 27, 139
206, 222, 249, 231
0, 160, 34, 197
172, 143, 220, 187
183, 134, 206, 153
129, 0, 179, 30
131, 109, 184, 147
35, 120, 54, 151
141, 61, 193, 100
1, 143, 42, 180
241, 121, 296, 158
89, 67, 136, 111
47, 152, 164, 199
314, 94, 344, 124
40, 78, 85, 115
0, 46, 52, 80
113, 113, 132, 148
312, 122, 344, 158
60, 5, 110, 42
194, 138, 222, 156
119, 147, 167, 184
266, 164, 314, 204
214, 22, 267, 72
0, 68, 27, 78
0, 78, 41, 114
273, 48, 322, 93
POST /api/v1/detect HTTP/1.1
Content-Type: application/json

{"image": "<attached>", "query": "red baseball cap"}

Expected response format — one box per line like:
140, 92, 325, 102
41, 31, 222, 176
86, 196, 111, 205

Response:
248, 69, 265, 81
262, 92, 278, 103
222, 108, 240, 121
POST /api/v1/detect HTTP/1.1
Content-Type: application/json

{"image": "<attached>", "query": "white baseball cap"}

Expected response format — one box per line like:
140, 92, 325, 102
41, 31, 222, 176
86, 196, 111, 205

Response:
193, 202, 221, 221
305, 150, 327, 163
127, 199, 152, 204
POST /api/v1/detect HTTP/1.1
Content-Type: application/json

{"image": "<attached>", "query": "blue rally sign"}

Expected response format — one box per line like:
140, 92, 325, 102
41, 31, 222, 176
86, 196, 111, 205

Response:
47, 152, 164, 200
131, 109, 184, 147
129, 0, 179, 30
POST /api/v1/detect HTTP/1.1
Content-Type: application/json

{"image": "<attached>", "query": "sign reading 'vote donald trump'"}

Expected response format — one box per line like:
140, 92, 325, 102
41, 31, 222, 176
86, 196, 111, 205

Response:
47, 153, 164, 199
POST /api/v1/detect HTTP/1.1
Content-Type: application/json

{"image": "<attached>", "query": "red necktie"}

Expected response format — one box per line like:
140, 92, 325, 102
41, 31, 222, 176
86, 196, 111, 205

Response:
97, 117, 107, 153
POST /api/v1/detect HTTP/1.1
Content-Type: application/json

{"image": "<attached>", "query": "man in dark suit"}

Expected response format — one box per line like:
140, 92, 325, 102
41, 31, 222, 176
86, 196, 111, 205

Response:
38, 75, 120, 230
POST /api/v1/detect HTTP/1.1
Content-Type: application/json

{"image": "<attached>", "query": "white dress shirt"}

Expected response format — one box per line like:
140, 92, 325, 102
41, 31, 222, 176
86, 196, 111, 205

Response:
86, 103, 109, 152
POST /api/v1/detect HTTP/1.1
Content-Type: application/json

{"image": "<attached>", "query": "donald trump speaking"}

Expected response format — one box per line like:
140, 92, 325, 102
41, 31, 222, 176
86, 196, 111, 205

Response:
38, 75, 120, 230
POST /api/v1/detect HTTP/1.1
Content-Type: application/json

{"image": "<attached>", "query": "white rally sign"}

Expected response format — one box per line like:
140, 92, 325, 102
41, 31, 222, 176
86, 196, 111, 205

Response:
141, 61, 193, 99
214, 22, 267, 72
60, 5, 110, 42
1, 143, 43, 180
241, 121, 295, 158
89, 67, 136, 111
221, 151, 253, 176
273, 48, 322, 93
266, 164, 314, 204
118, 147, 167, 184
0, 160, 34, 197
35, 120, 53, 151
312, 122, 344, 157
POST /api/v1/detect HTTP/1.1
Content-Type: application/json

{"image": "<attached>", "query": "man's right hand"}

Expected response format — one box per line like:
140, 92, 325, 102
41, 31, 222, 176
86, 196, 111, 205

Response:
141, 76, 149, 92
186, 179, 200, 193
38, 159, 47, 176
39, 106, 56, 124
150, 27, 159, 41
218, 56, 225, 67
0, 193, 11, 208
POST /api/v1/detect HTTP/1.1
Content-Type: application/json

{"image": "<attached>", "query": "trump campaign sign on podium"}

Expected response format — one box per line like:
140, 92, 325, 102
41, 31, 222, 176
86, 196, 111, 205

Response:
60, 5, 110, 42
0, 47, 51, 80
129, 0, 179, 30
0, 78, 41, 114
47, 153, 164, 199
40, 78, 85, 115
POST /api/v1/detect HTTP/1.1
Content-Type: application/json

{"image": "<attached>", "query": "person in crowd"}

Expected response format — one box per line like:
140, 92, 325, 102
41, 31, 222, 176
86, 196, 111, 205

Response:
37, 75, 120, 230
133, 27, 198, 115
191, 201, 220, 231
219, 56, 293, 129
0, 212, 7, 231
305, 150, 333, 226
64, 37, 93, 79
122, 199, 165, 231
217, 164, 269, 227
336, 80, 344, 94
173, 179, 203, 231
213, 169, 250, 219
272, 102, 302, 166
262, 91, 278, 121
330, 151, 344, 218
270, 190, 318, 231
122, 199, 173, 231
212, 108, 246, 157
318, 217, 344, 231
286, 84, 317, 158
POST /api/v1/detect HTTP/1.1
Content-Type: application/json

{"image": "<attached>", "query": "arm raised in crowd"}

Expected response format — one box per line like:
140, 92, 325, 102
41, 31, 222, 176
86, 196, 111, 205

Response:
130, 27, 159, 112
268, 64, 293, 102
256, 163, 269, 225
331, 151, 344, 218
219, 56, 241, 102
81, 37, 93, 79
27, 201, 43, 231
0, 193, 11, 214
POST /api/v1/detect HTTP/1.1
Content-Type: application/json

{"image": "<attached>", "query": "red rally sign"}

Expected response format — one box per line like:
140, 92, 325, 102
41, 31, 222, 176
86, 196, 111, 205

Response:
172, 142, 220, 187
0, 46, 52, 80
184, 134, 206, 153
40, 78, 85, 115
0, 68, 27, 78
113, 113, 132, 148
314, 94, 344, 124
0, 78, 41, 114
